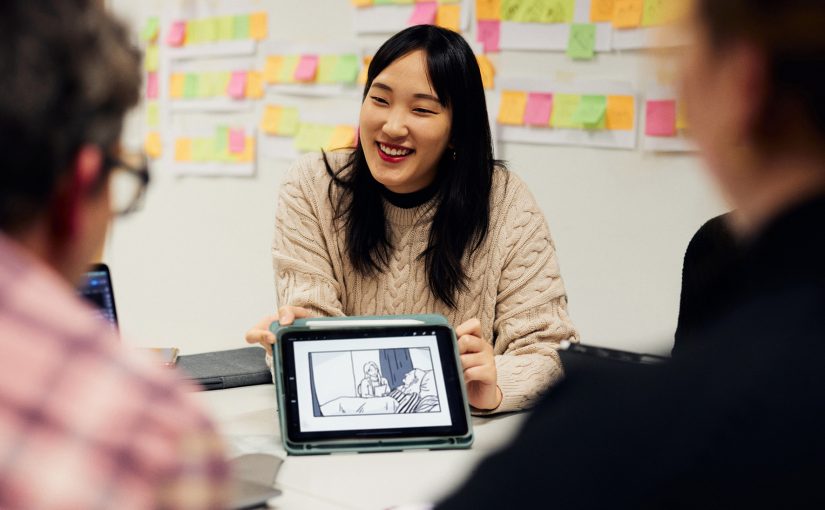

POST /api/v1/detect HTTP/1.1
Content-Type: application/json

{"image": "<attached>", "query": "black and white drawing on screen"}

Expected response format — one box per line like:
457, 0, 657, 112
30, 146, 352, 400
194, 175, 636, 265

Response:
308, 347, 441, 417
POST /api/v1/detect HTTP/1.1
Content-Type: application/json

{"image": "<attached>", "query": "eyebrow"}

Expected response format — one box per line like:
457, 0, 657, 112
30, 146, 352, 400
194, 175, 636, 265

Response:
371, 81, 440, 103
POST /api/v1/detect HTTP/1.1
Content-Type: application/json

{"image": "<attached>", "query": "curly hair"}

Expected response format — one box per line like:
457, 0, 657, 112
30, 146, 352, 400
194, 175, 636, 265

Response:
0, 0, 141, 233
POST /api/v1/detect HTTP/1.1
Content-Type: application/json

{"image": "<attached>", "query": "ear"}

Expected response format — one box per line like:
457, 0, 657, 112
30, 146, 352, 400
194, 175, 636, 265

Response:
723, 42, 770, 145
49, 145, 104, 241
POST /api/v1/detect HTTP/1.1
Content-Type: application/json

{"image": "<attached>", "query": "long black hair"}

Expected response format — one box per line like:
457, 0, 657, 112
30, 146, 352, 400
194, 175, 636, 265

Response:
323, 25, 502, 308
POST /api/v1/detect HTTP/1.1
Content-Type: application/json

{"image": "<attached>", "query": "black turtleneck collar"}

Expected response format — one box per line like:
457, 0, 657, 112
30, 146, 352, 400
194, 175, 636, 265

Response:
378, 176, 441, 209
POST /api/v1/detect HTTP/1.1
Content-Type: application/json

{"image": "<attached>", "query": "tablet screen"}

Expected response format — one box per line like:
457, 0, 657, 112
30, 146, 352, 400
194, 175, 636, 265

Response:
279, 325, 469, 442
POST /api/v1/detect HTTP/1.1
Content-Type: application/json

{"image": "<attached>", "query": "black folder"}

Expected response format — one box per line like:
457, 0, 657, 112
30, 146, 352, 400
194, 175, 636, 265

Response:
176, 347, 272, 391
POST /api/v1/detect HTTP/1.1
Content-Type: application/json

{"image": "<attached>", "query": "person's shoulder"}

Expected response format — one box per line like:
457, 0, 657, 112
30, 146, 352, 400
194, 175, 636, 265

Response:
284, 150, 354, 190
489, 166, 543, 219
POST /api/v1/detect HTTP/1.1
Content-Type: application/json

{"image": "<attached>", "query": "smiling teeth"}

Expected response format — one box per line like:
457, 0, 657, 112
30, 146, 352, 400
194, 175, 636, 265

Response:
379, 143, 412, 157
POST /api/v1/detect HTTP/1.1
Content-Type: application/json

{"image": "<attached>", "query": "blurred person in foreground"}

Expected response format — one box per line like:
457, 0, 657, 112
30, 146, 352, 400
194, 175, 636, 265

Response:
437, 0, 825, 508
0, 1, 228, 508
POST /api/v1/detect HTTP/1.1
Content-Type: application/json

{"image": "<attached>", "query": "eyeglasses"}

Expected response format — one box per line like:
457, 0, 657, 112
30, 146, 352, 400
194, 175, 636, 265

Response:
106, 152, 150, 216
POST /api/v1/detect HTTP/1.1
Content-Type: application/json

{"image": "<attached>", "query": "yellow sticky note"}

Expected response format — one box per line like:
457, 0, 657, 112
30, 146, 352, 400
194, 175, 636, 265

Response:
261, 105, 282, 135
238, 137, 255, 163
279, 55, 299, 84
498, 90, 528, 126
352, 0, 373, 6
169, 73, 185, 99
328, 125, 356, 150
476, 55, 495, 90
264, 56, 283, 83
144, 132, 162, 159
144, 45, 159, 72
590, 0, 614, 22
246, 71, 265, 99
676, 100, 689, 130
613, 0, 643, 29
250, 12, 268, 40
551, 94, 582, 128
358, 56, 372, 85
606, 95, 635, 131
278, 107, 301, 136
174, 138, 192, 162
146, 102, 159, 128
436, 4, 461, 31
476, 0, 501, 20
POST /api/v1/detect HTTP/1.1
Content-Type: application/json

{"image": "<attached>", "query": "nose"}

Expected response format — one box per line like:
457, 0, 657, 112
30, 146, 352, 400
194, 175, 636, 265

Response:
382, 107, 408, 139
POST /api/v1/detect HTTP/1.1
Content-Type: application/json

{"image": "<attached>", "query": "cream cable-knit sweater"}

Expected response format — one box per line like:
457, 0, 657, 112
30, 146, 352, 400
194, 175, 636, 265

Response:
272, 151, 578, 414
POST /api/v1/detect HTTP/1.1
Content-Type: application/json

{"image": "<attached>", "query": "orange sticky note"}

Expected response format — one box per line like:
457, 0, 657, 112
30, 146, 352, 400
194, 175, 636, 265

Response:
590, 0, 614, 22
261, 105, 282, 135
476, 0, 501, 20
613, 0, 643, 28
174, 138, 192, 162
264, 56, 283, 83
238, 137, 255, 163
436, 4, 461, 31
476, 54, 495, 89
358, 56, 373, 85
676, 100, 689, 130
246, 71, 265, 99
144, 132, 162, 159
250, 12, 268, 40
169, 73, 185, 99
606, 95, 635, 131
352, 0, 373, 6
498, 90, 528, 126
328, 125, 356, 150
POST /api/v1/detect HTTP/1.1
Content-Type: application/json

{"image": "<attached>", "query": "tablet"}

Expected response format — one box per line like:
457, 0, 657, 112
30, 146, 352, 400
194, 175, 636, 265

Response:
272, 314, 473, 455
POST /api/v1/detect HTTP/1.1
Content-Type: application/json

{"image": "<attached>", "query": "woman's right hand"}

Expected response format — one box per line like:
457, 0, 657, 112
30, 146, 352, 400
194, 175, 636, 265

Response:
244, 306, 314, 355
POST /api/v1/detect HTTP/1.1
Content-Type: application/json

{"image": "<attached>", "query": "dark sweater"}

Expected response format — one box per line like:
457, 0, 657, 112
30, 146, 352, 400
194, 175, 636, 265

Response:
437, 195, 825, 510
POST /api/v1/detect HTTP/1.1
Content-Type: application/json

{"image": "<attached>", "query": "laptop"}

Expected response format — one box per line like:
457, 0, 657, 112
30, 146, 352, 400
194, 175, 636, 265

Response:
78, 262, 119, 331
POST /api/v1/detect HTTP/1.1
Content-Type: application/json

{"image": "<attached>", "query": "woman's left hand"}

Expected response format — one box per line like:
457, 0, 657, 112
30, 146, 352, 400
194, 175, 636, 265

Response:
456, 318, 502, 410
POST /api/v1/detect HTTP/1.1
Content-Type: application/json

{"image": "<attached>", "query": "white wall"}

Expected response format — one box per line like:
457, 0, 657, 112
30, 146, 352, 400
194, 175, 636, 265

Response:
107, 0, 726, 357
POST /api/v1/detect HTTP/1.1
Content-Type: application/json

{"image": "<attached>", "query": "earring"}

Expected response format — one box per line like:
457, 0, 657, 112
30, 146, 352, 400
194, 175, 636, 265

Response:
451, 149, 457, 161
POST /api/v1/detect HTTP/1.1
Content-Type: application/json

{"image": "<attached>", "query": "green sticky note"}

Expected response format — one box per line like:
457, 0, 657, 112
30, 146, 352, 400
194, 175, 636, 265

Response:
201, 17, 217, 42
143, 45, 159, 72
279, 55, 300, 83
214, 125, 229, 155
567, 23, 596, 60
294, 123, 334, 152
393, 0, 414, 4
217, 15, 234, 40
183, 73, 199, 99
551, 94, 582, 128
502, 0, 574, 23
642, 0, 668, 27
331, 54, 360, 84
374, 0, 394, 4
192, 138, 213, 162
146, 102, 159, 128
278, 107, 300, 136
233, 15, 250, 40
195, 72, 209, 97
186, 19, 201, 44
141, 17, 159, 42
317, 55, 338, 84
572, 95, 607, 129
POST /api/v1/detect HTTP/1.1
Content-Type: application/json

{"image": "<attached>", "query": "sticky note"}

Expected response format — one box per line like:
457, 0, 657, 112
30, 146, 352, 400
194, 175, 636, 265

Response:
294, 55, 319, 82
141, 17, 159, 42
200, 17, 217, 42
409, 2, 437, 26
572, 95, 607, 129
331, 54, 360, 84
169, 73, 185, 98
213, 126, 229, 158
498, 90, 528, 126
645, 99, 677, 137
567, 23, 596, 60
146, 102, 160, 128
278, 107, 301, 136
264, 56, 284, 83
145, 131, 162, 159
183, 73, 198, 99
167, 20, 186, 46
590, 0, 614, 22
436, 4, 461, 31
476, 0, 501, 20
217, 16, 234, 40
174, 138, 192, 162
194, 72, 210, 98
477, 20, 501, 53
328, 125, 357, 150
676, 101, 689, 130
642, 0, 687, 27
606, 95, 635, 131
227, 71, 247, 99
476, 54, 495, 89
192, 138, 212, 162
216, 72, 232, 95
146, 72, 159, 99
523, 93, 553, 126
501, 0, 574, 23
613, 0, 643, 29
295, 123, 335, 152
250, 12, 268, 40
233, 15, 250, 40
317, 55, 337, 84
261, 105, 282, 135
550, 94, 581, 128
186, 19, 202, 45
246, 71, 265, 98
352, 0, 373, 6
374, 0, 393, 4
238, 137, 255, 163
358, 56, 373, 85
229, 128, 245, 153
143, 45, 159, 72
279, 55, 299, 83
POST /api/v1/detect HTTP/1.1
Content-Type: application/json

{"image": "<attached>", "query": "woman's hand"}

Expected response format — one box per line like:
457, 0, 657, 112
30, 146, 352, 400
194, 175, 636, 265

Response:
455, 318, 502, 410
244, 306, 314, 355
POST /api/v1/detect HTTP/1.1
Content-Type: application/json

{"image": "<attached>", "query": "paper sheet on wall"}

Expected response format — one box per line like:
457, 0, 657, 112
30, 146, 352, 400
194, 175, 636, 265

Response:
642, 89, 696, 152
170, 126, 256, 177
353, 0, 471, 34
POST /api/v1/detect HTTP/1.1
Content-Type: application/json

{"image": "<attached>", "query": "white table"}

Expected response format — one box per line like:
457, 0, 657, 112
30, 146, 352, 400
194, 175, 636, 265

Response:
196, 385, 527, 510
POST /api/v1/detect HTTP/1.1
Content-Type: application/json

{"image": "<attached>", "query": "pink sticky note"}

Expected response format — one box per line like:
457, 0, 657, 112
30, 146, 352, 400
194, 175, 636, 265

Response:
227, 71, 248, 99
229, 128, 245, 154
524, 93, 554, 126
294, 55, 319, 82
408, 2, 437, 26
167, 20, 186, 47
146, 72, 159, 99
477, 20, 501, 53
646, 100, 677, 137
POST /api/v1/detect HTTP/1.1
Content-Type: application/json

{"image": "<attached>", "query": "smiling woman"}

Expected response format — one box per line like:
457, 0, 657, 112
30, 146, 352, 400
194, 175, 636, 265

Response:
247, 25, 579, 414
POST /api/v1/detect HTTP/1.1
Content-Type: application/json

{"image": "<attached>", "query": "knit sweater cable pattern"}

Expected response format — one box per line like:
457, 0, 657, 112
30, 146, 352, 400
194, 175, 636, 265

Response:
272, 151, 579, 414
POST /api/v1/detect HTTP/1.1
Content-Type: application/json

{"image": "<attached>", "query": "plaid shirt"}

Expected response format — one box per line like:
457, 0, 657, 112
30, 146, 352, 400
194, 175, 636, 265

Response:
0, 234, 229, 509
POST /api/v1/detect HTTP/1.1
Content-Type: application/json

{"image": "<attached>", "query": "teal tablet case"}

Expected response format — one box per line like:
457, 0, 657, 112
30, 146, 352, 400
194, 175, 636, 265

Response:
271, 314, 474, 455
